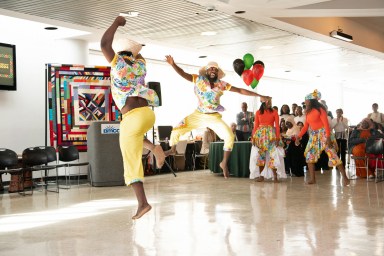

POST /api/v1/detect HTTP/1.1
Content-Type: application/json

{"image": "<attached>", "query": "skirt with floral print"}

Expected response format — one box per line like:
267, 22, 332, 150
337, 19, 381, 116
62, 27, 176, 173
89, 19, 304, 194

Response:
304, 128, 342, 166
253, 126, 278, 169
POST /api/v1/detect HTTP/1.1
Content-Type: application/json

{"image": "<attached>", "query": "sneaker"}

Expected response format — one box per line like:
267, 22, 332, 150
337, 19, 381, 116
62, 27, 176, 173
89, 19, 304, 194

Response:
368, 174, 375, 179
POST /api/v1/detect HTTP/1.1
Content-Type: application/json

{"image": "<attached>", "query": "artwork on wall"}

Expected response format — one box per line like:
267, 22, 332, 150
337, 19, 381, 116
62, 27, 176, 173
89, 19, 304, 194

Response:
47, 64, 120, 151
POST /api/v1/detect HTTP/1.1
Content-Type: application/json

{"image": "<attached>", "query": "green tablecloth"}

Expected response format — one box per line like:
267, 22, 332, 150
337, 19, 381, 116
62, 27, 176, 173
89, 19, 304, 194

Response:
208, 141, 252, 177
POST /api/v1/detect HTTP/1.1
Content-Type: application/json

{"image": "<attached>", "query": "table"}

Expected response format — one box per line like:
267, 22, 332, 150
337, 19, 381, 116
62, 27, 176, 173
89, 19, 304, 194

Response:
208, 141, 252, 177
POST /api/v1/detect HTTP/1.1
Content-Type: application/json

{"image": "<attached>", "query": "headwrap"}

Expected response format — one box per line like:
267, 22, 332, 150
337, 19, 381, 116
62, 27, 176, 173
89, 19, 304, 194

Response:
305, 89, 321, 100
199, 61, 225, 79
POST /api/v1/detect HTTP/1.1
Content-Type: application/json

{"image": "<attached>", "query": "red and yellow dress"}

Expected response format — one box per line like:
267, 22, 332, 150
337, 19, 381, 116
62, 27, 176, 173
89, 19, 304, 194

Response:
252, 109, 280, 169
297, 108, 341, 166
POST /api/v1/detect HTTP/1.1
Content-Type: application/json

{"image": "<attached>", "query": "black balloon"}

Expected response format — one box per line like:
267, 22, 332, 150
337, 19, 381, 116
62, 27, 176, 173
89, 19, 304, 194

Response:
253, 60, 265, 68
233, 59, 245, 76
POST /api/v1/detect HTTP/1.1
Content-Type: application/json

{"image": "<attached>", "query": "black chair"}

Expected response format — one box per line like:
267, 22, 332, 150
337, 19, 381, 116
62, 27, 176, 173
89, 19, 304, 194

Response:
365, 138, 384, 182
21, 147, 57, 195
57, 145, 89, 188
33, 146, 65, 193
0, 148, 25, 193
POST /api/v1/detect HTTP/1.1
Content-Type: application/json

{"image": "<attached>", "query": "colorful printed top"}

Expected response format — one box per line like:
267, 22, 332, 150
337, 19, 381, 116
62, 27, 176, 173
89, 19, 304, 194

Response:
253, 109, 280, 138
192, 74, 231, 113
110, 54, 159, 110
298, 108, 330, 138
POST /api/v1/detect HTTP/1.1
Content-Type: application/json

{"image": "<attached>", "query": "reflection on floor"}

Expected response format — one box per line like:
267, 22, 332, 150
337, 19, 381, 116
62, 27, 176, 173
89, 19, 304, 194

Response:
1, 169, 384, 255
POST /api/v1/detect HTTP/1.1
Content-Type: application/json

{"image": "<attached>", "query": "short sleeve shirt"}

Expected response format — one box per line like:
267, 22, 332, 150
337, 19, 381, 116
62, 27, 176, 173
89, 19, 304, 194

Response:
192, 74, 231, 113
110, 54, 159, 110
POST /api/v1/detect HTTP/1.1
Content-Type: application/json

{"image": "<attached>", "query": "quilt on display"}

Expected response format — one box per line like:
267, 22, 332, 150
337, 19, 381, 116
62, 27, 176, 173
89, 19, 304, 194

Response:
47, 64, 119, 151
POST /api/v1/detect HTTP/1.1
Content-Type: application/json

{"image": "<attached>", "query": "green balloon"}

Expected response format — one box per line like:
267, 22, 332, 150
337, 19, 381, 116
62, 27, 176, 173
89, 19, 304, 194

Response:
250, 79, 259, 89
243, 53, 254, 70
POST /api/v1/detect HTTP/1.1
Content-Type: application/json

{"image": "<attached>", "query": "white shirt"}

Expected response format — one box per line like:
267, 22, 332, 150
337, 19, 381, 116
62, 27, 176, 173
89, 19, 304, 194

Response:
368, 112, 384, 124
331, 116, 349, 139
294, 115, 306, 124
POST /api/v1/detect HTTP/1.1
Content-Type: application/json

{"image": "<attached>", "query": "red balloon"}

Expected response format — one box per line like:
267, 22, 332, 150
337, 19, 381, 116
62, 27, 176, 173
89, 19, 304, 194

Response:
252, 64, 264, 80
242, 69, 254, 85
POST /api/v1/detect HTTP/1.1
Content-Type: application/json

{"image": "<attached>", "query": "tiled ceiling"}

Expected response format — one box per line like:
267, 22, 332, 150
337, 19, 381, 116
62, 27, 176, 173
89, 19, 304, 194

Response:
0, 0, 383, 90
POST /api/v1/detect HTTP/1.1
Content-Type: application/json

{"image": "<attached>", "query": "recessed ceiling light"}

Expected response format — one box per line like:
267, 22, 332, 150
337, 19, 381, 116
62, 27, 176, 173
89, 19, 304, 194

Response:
235, 11, 246, 14
201, 31, 217, 36
285, 70, 291, 73
119, 11, 139, 17
198, 56, 207, 58
44, 27, 58, 30
259, 45, 274, 50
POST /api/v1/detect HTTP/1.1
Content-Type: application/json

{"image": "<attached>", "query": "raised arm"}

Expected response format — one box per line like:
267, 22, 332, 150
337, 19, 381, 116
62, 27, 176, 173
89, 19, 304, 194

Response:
100, 16, 126, 63
165, 55, 193, 82
229, 86, 270, 102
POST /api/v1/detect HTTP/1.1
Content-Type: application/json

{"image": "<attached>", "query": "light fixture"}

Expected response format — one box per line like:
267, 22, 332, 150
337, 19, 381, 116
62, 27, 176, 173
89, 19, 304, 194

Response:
330, 28, 353, 42
201, 31, 217, 36
119, 11, 139, 17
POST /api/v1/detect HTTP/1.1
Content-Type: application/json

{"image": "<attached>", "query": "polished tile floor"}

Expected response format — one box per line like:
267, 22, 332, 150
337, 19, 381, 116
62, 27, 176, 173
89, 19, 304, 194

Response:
1, 169, 384, 256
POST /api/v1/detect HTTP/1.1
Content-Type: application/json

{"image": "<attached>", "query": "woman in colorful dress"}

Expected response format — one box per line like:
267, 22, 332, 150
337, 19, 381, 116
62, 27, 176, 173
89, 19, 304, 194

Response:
252, 99, 281, 182
295, 90, 350, 186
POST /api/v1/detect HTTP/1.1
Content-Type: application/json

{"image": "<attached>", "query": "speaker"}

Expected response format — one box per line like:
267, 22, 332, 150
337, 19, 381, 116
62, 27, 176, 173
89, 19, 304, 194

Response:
148, 81, 162, 106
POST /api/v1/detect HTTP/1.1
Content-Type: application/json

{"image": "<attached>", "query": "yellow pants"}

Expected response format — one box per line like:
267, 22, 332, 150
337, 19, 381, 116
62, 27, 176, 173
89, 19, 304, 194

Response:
170, 110, 235, 151
120, 107, 155, 185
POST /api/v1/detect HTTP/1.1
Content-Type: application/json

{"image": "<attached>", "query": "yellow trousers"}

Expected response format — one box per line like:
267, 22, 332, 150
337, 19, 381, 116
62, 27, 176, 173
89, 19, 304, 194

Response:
120, 107, 155, 185
170, 110, 235, 151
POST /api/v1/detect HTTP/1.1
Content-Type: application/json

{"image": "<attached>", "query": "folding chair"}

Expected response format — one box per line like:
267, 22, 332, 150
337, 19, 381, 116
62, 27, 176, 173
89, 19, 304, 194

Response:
365, 138, 384, 183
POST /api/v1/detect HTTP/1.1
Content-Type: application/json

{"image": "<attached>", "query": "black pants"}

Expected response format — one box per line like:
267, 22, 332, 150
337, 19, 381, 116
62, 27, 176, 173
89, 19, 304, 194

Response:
336, 138, 347, 167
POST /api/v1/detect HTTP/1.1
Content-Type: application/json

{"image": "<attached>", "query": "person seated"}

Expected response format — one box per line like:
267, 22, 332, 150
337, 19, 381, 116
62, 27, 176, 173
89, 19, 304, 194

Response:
200, 127, 218, 154
348, 118, 384, 178
230, 122, 244, 141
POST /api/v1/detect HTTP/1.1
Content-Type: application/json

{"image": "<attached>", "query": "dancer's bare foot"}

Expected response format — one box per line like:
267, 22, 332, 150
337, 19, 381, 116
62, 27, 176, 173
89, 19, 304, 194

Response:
153, 145, 165, 168
306, 179, 316, 185
273, 178, 279, 183
343, 178, 350, 186
219, 162, 229, 179
256, 176, 264, 182
132, 204, 152, 220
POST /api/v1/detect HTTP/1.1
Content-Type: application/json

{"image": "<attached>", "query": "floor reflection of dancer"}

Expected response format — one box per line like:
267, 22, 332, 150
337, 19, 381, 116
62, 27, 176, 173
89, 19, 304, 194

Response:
295, 90, 350, 186
164, 55, 270, 178
101, 16, 166, 219
252, 99, 281, 183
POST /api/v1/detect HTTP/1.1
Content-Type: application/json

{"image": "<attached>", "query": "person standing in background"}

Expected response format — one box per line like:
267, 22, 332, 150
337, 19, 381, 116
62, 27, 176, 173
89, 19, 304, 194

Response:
291, 103, 298, 117
331, 109, 349, 167
236, 102, 254, 141
294, 106, 306, 124
367, 103, 384, 127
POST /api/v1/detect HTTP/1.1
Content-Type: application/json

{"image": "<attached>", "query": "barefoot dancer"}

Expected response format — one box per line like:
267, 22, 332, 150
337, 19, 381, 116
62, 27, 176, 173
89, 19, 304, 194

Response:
165, 55, 270, 178
101, 16, 166, 219
295, 90, 350, 186
251, 99, 281, 183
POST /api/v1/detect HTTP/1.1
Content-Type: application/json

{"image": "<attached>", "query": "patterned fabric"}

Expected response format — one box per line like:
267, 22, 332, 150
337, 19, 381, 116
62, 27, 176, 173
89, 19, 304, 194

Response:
110, 54, 159, 110
253, 125, 278, 169
304, 128, 342, 166
192, 74, 231, 113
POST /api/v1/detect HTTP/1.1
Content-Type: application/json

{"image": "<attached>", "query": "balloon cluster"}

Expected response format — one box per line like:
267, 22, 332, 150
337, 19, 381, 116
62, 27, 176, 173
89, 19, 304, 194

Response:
233, 53, 265, 89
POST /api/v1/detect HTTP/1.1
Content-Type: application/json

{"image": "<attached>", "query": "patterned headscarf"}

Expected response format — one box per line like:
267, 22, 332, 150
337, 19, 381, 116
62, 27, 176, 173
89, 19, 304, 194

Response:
305, 89, 321, 100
